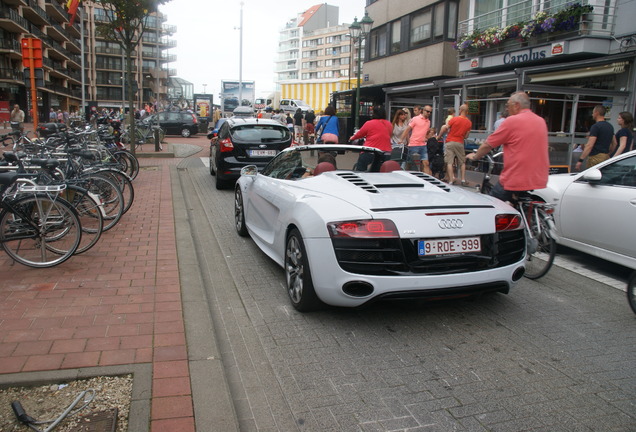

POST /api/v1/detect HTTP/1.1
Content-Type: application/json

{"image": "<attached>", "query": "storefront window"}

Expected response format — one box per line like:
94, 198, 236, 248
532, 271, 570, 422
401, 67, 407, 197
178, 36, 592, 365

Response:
465, 81, 516, 130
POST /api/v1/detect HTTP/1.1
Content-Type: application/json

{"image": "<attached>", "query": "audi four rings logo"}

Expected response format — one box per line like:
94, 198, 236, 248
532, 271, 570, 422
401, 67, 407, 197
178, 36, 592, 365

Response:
438, 219, 464, 229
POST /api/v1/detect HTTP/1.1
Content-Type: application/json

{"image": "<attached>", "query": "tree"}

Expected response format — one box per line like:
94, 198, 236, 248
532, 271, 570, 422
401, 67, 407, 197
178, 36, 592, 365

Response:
93, 0, 171, 154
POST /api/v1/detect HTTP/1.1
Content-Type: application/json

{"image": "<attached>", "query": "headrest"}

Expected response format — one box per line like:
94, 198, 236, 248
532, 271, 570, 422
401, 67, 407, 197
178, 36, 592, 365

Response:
313, 162, 336, 176
380, 160, 402, 172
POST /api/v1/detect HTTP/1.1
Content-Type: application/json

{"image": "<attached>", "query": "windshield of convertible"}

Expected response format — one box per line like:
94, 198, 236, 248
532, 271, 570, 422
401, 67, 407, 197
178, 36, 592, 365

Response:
231, 125, 290, 142
261, 146, 390, 180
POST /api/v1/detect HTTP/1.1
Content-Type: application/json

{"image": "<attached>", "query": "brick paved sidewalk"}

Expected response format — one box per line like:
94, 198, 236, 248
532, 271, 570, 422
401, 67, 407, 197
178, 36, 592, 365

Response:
0, 133, 208, 431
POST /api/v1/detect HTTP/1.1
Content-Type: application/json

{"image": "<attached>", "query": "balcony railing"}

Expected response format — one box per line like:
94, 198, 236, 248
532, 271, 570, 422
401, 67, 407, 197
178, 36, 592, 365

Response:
0, 38, 20, 52
163, 24, 176, 34
456, 2, 615, 57
44, 0, 67, 19
0, 67, 21, 81
25, 0, 49, 22
0, 7, 30, 30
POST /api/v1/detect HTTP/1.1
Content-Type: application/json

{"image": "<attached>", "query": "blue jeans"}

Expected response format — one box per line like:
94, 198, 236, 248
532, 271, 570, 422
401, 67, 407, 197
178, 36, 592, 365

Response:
408, 146, 429, 161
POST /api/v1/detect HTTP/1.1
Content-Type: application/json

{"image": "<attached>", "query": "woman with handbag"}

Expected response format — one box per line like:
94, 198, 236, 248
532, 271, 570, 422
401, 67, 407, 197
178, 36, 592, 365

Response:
314, 105, 339, 144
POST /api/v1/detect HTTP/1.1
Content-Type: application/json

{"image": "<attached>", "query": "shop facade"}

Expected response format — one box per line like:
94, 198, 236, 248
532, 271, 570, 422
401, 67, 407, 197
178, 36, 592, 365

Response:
380, 1, 636, 171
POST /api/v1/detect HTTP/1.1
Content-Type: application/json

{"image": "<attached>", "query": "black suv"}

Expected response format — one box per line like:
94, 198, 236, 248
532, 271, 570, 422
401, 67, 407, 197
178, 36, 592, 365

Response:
209, 117, 292, 189
143, 111, 199, 137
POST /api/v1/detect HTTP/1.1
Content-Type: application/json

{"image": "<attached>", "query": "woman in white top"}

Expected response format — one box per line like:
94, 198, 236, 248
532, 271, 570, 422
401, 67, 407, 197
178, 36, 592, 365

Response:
390, 108, 409, 148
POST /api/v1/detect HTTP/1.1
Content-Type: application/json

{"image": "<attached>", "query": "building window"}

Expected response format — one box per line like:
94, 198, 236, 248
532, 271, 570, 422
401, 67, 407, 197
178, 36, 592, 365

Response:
433, 4, 445, 39
370, 27, 387, 59
411, 9, 432, 47
391, 20, 401, 53
447, 1, 457, 40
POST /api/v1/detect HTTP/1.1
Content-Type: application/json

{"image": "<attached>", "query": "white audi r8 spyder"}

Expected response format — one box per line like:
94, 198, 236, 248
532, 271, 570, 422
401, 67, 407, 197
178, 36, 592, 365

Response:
234, 145, 527, 311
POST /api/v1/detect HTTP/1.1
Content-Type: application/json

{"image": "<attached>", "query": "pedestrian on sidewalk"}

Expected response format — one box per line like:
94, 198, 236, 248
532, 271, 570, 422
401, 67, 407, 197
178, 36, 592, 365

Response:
438, 103, 472, 185
400, 104, 432, 174
575, 105, 616, 170
10, 104, 25, 131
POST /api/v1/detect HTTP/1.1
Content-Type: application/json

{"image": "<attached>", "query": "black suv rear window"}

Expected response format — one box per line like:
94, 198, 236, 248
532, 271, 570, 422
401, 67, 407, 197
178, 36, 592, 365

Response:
231, 125, 290, 142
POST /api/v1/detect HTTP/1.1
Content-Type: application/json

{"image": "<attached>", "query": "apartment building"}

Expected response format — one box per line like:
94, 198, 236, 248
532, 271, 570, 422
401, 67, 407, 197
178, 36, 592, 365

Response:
0, 0, 177, 122
276, 4, 357, 113
0, 0, 83, 120
79, 1, 177, 112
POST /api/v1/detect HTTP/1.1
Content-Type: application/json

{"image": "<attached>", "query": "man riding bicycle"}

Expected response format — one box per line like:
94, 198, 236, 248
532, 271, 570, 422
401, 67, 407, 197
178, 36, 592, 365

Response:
466, 91, 549, 201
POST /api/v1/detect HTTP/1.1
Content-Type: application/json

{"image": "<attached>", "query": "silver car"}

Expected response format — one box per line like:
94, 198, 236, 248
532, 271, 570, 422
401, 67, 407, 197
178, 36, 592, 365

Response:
533, 150, 636, 269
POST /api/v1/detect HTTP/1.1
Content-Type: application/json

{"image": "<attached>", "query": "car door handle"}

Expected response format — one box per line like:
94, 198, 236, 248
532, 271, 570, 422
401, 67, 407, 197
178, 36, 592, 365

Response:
631, 199, 636, 206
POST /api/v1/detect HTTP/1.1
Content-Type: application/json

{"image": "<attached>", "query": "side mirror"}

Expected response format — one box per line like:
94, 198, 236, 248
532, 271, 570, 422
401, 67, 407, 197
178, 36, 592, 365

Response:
581, 168, 602, 182
241, 165, 258, 177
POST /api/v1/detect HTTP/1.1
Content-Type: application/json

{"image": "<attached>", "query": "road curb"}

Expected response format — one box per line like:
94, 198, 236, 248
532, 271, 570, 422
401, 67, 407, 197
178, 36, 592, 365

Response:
171, 165, 240, 432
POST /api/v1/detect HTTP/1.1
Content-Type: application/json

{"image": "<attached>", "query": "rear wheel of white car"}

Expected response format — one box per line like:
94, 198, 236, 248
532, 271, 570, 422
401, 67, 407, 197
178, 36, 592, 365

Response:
285, 228, 322, 312
234, 187, 248, 237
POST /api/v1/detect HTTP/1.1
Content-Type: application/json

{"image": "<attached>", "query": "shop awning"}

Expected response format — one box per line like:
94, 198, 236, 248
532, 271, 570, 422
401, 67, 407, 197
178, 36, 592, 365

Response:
529, 61, 629, 83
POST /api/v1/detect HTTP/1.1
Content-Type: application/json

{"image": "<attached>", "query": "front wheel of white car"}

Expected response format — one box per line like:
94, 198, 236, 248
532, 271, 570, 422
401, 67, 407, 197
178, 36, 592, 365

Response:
234, 187, 248, 237
285, 228, 322, 312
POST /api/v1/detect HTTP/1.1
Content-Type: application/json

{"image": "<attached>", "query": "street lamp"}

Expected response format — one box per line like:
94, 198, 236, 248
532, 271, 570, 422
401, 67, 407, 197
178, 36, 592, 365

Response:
202, 83, 207, 94
349, 12, 373, 130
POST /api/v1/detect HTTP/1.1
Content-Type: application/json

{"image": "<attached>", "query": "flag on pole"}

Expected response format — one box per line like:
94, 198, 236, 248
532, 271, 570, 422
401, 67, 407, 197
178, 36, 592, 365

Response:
67, 0, 81, 26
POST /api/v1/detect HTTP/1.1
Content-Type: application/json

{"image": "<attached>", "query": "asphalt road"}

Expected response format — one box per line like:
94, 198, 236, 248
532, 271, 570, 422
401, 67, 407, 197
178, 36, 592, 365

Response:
177, 157, 636, 432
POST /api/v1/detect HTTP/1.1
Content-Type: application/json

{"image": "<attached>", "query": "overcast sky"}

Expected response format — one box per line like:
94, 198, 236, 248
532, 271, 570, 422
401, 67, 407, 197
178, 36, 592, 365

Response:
159, 0, 366, 99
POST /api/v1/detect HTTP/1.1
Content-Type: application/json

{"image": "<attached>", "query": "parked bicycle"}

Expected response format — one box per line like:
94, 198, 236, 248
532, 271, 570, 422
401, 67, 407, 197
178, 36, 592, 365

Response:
472, 151, 557, 279
0, 173, 81, 268
120, 120, 165, 150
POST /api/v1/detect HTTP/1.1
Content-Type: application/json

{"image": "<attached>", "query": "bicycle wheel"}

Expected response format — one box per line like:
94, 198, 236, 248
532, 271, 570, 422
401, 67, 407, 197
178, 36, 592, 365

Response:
93, 169, 135, 214
111, 151, 139, 180
60, 185, 104, 254
120, 130, 131, 145
627, 272, 636, 315
523, 207, 556, 279
0, 194, 81, 267
81, 175, 124, 231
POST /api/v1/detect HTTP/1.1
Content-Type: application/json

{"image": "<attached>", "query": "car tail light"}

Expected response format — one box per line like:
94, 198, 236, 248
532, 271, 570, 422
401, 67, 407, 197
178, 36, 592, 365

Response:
219, 138, 234, 152
495, 214, 522, 231
328, 219, 399, 238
